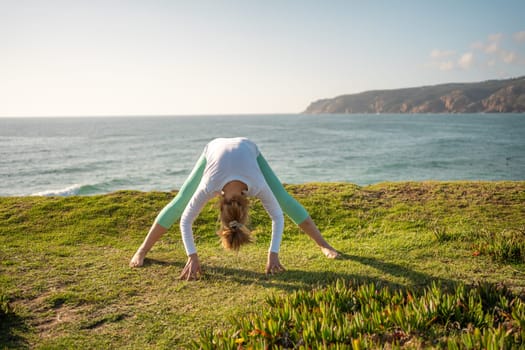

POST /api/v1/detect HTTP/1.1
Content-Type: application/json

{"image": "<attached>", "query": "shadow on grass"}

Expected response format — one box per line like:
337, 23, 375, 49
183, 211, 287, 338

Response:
141, 258, 176, 267
142, 254, 456, 293
0, 312, 30, 349
336, 252, 452, 288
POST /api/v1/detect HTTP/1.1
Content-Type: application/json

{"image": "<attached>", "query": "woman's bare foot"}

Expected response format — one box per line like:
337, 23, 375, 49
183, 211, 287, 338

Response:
298, 217, 339, 259
129, 249, 146, 267
129, 224, 167, 268
321, 246, 339, 259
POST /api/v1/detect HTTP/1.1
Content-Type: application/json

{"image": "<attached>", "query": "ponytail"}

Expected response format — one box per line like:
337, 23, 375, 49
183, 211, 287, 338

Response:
217, 194, 252, 250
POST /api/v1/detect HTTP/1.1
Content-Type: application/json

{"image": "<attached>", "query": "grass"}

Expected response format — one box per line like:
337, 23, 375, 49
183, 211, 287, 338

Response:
1, 181, 524, 349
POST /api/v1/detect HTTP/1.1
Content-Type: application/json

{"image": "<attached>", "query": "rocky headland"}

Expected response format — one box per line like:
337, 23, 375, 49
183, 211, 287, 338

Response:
304, 76, 525, 114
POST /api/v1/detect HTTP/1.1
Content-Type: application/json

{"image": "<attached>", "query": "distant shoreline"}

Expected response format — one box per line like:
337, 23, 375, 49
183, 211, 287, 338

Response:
304, 76, 525, 114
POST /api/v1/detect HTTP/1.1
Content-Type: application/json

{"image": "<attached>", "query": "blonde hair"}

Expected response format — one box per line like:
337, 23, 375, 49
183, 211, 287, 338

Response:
217, 194, 253, 250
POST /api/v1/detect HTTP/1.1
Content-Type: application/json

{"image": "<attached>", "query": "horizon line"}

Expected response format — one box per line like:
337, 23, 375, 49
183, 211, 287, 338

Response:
0, 112, 305, 118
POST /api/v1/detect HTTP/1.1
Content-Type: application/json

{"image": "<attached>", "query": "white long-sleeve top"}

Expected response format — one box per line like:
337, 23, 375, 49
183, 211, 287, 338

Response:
179, 137, 285, 255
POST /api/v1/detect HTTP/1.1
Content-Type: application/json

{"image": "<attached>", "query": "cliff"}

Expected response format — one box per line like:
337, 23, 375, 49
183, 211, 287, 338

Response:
303, 76, 525, 114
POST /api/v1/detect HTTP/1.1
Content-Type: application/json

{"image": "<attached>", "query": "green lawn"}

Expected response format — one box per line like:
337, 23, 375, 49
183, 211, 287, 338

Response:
1, 182, 524, 349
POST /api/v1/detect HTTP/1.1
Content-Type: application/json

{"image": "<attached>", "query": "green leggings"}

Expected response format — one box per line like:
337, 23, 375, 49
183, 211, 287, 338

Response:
155, 153, 309, 229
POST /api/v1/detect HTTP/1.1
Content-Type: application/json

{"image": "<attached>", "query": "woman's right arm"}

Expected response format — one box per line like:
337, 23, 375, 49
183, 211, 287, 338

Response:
179, 188, 212, 256
177, 187, 212, 280
154, 152, 207, 229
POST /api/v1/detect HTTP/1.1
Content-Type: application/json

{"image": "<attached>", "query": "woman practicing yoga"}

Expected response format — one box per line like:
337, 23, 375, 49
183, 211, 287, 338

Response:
129, 137, 338, 280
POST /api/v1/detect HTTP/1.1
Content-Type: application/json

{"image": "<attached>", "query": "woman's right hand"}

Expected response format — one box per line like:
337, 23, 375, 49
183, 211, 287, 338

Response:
179, 253, 202, 280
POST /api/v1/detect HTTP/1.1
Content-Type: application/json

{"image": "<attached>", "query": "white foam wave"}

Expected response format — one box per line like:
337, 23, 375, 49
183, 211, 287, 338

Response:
31, 184, 83, 197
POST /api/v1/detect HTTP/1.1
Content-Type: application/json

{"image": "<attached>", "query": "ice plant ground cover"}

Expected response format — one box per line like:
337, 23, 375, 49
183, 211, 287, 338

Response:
195, 279, 525, 349
1, 182, 524, 348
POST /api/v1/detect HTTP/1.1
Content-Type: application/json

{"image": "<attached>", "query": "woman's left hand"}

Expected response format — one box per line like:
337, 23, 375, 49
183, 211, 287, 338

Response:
266, 252, 286, 275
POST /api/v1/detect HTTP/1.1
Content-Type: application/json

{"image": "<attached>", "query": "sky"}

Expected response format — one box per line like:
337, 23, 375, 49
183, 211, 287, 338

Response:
1, 0, 525, 117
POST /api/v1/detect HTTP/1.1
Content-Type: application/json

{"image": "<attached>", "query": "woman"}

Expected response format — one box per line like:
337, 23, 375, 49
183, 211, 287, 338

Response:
130, 137, 338, 280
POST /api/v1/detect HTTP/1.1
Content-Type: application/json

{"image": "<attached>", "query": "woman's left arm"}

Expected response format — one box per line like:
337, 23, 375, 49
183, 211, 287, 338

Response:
256, 153, 309, 225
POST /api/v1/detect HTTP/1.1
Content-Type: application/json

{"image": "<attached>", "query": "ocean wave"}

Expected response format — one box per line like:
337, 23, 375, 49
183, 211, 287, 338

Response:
31, 184, 101, 197
29, 178, 137, 197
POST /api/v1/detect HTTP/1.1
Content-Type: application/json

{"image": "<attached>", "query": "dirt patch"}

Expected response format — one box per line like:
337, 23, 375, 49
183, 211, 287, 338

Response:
367, 182, 525, 205
285, 183, 358, 197
34, 306, 81, 339
15, 290, 89, 340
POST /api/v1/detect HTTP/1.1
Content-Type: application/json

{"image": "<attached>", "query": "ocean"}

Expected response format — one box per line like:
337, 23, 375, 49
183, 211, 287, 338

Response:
1, 114, 524, 196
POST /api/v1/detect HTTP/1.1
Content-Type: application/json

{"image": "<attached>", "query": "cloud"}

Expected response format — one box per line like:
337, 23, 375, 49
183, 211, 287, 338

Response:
428, 49, 457, 70
471, 33, 525, 66
484, 41, 499, 54
458, 52, 474, 69
427, 51, 473, 71
427, 31, 525, 72
474, 33, 502, 54
514, 31, 525, 43
501, 51, 517, 64
439, 61, 454, 71
430, 49, 455, 58
487, 33, 502, 42
470, 41, 484, 50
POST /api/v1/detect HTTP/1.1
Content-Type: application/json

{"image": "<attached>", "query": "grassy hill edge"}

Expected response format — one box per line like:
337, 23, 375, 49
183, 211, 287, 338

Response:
1, 181, 524, 348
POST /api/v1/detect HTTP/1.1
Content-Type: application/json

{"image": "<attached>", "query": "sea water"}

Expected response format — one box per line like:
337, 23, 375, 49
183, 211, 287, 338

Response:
1, 114, 524, 196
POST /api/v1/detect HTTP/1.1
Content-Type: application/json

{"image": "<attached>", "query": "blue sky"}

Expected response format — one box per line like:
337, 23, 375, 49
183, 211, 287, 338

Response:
1, 0, 524, 116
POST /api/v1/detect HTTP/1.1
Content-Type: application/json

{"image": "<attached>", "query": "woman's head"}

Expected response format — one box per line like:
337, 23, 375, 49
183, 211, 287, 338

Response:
217, 194, 252, 250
